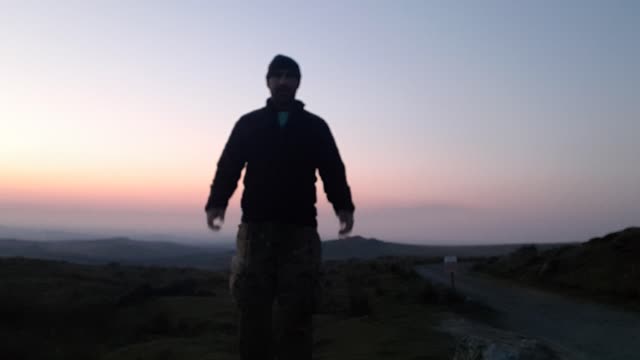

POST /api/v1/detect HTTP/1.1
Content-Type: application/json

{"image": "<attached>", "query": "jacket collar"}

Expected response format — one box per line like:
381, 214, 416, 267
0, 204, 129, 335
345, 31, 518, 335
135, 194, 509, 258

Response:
266, 98, 305, 113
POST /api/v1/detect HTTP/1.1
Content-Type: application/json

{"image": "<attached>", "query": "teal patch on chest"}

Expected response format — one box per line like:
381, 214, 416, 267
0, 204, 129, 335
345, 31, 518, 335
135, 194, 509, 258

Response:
278, 112, 289, 128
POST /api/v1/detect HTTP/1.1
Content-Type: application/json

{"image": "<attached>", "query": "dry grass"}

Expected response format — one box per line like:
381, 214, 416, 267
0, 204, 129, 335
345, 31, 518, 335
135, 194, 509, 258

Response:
0, 256, 456, 359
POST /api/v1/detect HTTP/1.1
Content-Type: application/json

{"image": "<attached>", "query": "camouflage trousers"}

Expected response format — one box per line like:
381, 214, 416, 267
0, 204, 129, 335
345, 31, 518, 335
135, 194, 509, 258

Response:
229, 222, 322, 360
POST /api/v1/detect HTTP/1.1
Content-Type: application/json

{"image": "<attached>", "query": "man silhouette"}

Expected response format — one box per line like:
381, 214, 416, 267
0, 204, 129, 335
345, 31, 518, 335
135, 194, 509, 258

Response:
205, 54, 355, 360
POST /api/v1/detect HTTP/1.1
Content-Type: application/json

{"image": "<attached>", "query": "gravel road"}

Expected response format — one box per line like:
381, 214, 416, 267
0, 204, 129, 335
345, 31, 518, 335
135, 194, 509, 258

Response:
416, 264, 640, 360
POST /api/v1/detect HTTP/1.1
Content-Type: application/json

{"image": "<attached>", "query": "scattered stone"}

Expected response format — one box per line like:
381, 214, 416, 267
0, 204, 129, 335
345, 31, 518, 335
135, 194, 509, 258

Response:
453, 335, 560, 360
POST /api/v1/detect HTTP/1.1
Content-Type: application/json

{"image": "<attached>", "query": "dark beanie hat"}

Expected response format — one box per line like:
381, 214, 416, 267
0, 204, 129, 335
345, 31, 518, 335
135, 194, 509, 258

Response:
267, 54, 301, 79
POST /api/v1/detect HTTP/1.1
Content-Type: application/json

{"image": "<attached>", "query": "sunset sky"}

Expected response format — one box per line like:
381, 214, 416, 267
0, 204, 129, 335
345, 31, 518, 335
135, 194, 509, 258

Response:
1, 1, 639, 244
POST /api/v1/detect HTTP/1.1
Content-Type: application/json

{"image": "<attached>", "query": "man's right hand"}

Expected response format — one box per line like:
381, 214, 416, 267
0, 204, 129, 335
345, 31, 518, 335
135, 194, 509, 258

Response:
206, 208, 226, 231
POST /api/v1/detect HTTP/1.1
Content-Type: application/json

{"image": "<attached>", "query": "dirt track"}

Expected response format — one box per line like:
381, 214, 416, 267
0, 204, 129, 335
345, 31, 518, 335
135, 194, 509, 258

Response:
416, 264, 640, 360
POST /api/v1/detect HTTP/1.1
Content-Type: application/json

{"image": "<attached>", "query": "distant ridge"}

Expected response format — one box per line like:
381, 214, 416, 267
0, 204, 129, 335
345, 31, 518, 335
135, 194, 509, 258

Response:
0, 225, 103, 241
0, 224, 234, 245
0, 237, 230, 269
1, 234, 572, 269
322, 235, 562, 260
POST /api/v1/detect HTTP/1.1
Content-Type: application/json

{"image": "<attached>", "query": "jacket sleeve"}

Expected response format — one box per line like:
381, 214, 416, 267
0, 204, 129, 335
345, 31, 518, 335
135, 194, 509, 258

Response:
316, 119, 355, 214
205, 119, 247, 211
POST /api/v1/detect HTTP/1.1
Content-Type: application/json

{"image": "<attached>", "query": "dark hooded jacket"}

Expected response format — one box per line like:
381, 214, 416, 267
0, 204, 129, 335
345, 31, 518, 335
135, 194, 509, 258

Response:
205, 99, 355, 227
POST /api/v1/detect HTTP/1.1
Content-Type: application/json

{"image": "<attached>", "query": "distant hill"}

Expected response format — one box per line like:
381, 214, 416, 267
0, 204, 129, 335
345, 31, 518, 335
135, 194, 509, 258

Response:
474, 227, 640, 301
1, 234, 570, 270
0, 237, 232, 269
0, 224, 234, 246
0, 225, 103, 241
322, 236, 558, 260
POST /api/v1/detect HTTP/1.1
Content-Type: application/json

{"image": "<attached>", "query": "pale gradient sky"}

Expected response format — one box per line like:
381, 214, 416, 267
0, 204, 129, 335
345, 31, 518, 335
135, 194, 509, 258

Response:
1, 1, 639, 244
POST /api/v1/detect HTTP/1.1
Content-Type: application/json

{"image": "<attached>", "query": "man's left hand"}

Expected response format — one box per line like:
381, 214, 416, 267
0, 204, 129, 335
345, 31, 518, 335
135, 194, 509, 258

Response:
337, 210, 354, 237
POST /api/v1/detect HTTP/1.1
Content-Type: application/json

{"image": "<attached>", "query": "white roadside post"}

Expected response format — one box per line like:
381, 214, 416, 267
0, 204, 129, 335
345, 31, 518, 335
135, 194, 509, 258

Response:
444, 256, 458, 290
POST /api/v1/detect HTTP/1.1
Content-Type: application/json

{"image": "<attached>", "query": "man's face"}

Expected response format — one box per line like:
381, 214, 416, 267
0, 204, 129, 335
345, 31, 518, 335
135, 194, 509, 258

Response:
267, 69, 300, 103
